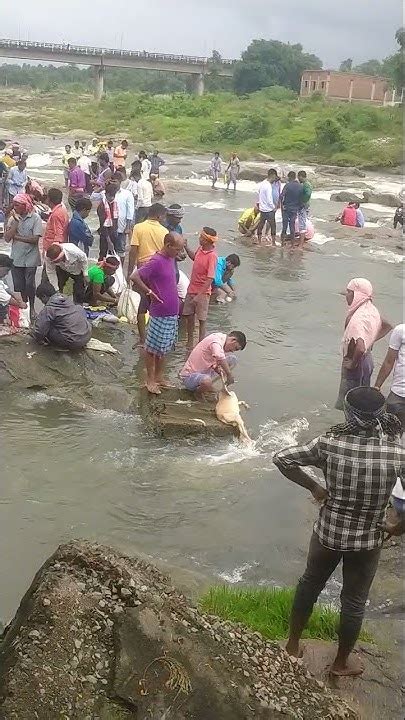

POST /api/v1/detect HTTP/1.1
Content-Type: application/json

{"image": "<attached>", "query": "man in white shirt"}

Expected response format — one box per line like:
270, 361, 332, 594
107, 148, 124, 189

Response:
256, 169, 277, 246
136, 174, 153, 224
45, 242, 88, 304
113, 172, 135, 259
375, 323, 405, 431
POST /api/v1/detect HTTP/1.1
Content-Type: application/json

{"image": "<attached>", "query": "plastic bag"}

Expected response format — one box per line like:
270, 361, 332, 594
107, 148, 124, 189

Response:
111, 259, 127, 295
117, 288, 140, 324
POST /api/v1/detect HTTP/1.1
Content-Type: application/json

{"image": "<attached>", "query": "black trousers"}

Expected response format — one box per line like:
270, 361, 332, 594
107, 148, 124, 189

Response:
292, 532, 380, 647
257, 210, 276, 237
11, 266, 36, 302
55, 267, 85, 304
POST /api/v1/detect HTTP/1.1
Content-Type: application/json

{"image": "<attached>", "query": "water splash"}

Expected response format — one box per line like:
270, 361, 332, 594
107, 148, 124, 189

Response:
217, 562, 258, 584
368, 248, 403, 264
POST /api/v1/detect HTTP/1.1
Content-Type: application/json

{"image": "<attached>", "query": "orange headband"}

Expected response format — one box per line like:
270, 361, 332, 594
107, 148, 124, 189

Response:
200, 229, 218, 243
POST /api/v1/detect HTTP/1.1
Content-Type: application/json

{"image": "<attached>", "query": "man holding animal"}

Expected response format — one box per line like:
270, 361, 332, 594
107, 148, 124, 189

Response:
180, 330, 246, 394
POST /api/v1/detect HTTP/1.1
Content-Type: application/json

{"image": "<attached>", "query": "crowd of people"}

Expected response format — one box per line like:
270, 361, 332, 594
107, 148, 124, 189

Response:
1, 137, 404, 681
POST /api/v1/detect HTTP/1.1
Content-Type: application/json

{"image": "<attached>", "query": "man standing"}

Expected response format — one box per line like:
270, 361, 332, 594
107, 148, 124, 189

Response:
128, 203, 167, 346
138, 150, 152, 180
135, 169, 153, 224
6, 159, 28, 205
281, 171, 302, 244
68, 197, 94, 256
42, 188, 69, 254
4, 193, 42, 323
72, 140, 82, 160
45, 242, 88, 304
67, 157, 86, 211
183, 227, 218, 348
273, 386, 404, 677
256, 169, 277, 245
130, 232, 185, 394
113, 172, 135, 262
149, 150, 165, 177
62, 144, 74, 187
0, 253, 27, 323
113, 140, 129, 173
210, 152, 222, 189
33, 280, 92, 350
375, 323, 405, 431
297, 170, 312, 249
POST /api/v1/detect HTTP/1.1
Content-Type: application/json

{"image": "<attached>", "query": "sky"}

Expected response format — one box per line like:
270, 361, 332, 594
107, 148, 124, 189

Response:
1, 0, 402, 68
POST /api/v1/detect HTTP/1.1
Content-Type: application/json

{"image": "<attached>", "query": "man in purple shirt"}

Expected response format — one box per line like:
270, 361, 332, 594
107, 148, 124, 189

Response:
130, 232, 185, 394
67, 157, 87, 211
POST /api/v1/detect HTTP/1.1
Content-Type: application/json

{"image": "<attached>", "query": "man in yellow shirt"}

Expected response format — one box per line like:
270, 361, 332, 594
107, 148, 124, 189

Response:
238, 204, 260, 236
128, 203, 167, 346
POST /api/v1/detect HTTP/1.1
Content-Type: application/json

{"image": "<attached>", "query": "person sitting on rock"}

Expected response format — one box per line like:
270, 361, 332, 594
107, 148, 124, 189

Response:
84, 256, 120, 307
33, 280, 92, 350
179, 330, 246, 394
337, 202, 365, 228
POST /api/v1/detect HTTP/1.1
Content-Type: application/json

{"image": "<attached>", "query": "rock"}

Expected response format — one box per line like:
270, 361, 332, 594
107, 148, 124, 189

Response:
330, 191, 363, 204
42, 598, 51, 607
362, 190, 400, 208
0, 540, 356, 720
238, 168, 265, 182
28, 630, 40, 639
315, 165, 366, 178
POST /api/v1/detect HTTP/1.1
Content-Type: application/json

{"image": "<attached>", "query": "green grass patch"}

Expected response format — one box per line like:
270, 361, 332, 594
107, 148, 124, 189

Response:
200, 586, 373, 643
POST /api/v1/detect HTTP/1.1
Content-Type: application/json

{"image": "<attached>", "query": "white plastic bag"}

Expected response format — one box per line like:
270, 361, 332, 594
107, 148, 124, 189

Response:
111, 259, 127, 295
117, 287, 140, 324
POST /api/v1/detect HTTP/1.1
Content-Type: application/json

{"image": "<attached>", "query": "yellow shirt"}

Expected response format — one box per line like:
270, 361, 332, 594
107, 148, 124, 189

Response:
0, 155, 16, 168
62, 152, 75, 167
238, 207, 257, 227
131, 219, 167, 264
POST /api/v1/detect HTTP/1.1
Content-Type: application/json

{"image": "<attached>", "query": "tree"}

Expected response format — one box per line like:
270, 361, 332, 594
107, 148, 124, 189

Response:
233, 39, 322, 95
339, 58, 353, 72
353, 59, 383, 76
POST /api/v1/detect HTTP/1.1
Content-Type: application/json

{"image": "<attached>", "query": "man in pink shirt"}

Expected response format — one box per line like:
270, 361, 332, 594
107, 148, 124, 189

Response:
180, 330, 247, 393
42, 188, 69, 253
183, 226, 218, 348
67, 157, 87, 211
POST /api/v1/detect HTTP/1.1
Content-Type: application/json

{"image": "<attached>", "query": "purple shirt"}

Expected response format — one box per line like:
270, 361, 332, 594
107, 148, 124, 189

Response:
68, 166, 86, 192
138, 252, 179, 318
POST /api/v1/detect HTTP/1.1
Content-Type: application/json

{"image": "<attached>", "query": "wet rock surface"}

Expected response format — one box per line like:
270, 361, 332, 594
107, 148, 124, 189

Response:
315, 165, 367, 178
0, 541, 357, 720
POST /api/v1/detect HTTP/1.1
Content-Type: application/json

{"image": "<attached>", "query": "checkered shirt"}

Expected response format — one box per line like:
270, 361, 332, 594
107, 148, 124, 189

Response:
274, 432, 405, 551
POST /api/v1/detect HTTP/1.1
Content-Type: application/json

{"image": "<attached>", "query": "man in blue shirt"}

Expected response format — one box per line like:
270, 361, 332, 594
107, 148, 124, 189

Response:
281, 171, 303, 245
68, 197, 94, 256
212, 253, 240, 303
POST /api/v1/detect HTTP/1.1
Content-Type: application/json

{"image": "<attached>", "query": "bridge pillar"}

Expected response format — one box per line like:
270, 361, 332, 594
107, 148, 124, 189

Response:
193, 73, 205, 96
94, 65, 105, 101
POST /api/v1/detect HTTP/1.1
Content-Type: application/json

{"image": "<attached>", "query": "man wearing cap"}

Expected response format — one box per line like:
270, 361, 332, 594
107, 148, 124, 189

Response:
183, 227, 218, 348
274, 387, 405, 678
45, 242, 88, 304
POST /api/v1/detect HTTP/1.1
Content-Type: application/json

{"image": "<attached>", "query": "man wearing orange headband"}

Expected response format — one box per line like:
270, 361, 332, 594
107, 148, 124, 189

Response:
183, 227, 218, 348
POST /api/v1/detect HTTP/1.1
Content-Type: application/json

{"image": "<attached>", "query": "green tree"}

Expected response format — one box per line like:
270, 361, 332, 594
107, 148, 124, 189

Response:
353, 59, 383, 76
339, 58, 353, 72
233, 39, 322, 94
315, 118, 344, 147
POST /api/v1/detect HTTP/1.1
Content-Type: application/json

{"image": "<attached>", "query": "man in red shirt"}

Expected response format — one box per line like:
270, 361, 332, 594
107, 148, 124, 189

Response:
183, 227, 218, 348
42, 188, 69, 254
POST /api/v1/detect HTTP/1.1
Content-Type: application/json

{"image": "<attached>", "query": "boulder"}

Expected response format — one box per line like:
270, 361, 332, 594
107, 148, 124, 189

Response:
362, 191, 401, 208
238, 168, 266, 182
330, 191, 363, 204
315, 165, 366, 178
0, 540, 357, 720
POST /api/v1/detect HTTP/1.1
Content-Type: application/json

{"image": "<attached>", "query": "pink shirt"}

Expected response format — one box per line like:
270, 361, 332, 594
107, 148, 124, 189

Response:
180, 332, 226, 377
42, 204, 69, 252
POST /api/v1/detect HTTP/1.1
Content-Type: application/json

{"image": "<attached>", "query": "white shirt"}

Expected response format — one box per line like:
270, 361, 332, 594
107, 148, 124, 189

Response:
141, 158, 152, 180
177, 269, 190, 300
78, 155, 91, 174
258, 179, 275, 212
0, 279, 11, 305
122, 178, 138, 199
389, 324, 405, 397
46, 243, 88, 276
115, 188, 135, 233
137, 178, 153, 208
72, 146, 82, 159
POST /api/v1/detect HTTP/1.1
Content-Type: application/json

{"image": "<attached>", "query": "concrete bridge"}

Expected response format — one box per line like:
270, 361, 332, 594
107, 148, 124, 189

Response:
0, 39, 235, 99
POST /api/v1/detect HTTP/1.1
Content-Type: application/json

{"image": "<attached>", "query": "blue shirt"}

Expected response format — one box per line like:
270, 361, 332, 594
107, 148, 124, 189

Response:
212, 256, 234, 288
281, 180, 302, 211
68, 211, 93, 254
164, 220, 183, 234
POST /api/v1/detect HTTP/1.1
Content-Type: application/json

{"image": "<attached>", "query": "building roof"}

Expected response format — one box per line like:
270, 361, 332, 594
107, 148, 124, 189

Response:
301, 69, 390, 82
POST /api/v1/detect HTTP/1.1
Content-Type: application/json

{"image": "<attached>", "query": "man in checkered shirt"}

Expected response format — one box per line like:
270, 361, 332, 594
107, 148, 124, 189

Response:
274, 386, 405, 677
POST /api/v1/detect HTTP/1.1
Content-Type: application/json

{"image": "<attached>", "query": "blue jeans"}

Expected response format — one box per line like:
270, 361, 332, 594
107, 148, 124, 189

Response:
282, 207, 298, 237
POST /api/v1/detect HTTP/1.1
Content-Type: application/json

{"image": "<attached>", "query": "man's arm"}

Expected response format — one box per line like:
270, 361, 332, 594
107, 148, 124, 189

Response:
216, 356, 235, 385
91, 282, 117, 305
4, 218, 18, 242
374, 347, 398, 390
13, 233, 41, 245
127, 245, 139, 280
273, 438, 328, 504
344, 338, 365, 370
126, 193, 135, 230
130, 268, 163, 305
375, 318, 393, 342
378, 513, 405, 537
184, 239, 196, 261
32, 307, 52, 342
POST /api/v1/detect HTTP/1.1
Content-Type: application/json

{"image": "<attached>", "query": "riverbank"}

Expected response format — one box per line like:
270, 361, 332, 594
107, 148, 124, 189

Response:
0, 87, 402, 168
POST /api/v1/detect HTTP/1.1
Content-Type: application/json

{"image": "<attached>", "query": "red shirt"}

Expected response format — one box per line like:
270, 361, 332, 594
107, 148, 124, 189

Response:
42, 204, 69, 252
188, 247, 217, 295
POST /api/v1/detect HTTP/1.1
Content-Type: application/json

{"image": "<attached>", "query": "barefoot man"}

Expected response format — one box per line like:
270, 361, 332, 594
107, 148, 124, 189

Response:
130, 232, 185, 394
273, 386, 405, 677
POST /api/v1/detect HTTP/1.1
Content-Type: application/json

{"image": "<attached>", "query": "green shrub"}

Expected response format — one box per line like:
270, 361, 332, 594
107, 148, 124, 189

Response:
315, 117, 344, 147
252, 85, 297, 102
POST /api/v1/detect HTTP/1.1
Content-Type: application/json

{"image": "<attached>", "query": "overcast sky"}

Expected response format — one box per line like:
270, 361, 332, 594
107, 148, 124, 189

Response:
1, 0, 401, 67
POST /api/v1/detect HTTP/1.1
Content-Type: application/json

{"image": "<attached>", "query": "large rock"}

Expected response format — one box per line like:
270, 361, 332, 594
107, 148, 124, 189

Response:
362, 190, 401, 208
315, 165, 366, 178
238, 168, 267, 182
330, 191, 363, 203
0, 541, 357, 720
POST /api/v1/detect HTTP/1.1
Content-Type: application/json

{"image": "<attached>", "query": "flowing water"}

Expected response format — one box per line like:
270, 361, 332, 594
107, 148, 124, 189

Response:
0, 138, 403, 624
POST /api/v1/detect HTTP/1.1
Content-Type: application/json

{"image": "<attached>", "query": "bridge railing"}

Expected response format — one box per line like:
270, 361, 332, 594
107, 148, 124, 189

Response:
0, 39, 235, 66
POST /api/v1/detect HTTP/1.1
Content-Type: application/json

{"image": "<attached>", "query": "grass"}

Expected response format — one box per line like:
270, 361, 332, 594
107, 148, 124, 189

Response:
200, 586, 373, 643
0, 86, 401, 168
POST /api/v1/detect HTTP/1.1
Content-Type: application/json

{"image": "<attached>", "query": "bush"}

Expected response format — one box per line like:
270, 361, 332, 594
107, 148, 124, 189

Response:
200, 112, 270, 144
252, 85, 297, 102
315, 117, 344, 147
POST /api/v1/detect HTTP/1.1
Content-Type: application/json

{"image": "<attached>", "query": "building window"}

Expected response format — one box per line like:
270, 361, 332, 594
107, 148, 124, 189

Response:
304, 80, 308, 88
321, 81, 325, 89
312, 81, 316, 90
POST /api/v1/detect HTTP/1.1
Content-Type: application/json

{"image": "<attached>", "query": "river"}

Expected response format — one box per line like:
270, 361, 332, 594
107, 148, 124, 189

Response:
0, 137, 403, 625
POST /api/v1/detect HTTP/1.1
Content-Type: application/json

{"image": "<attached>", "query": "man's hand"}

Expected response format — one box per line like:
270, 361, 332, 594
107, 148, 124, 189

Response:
226, 374, 235, 386
17, 300, 28, 309
311, 483, 328, 505
148, 290, 163, 304
342, 356, 356, 370
377, 519, 404, 538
